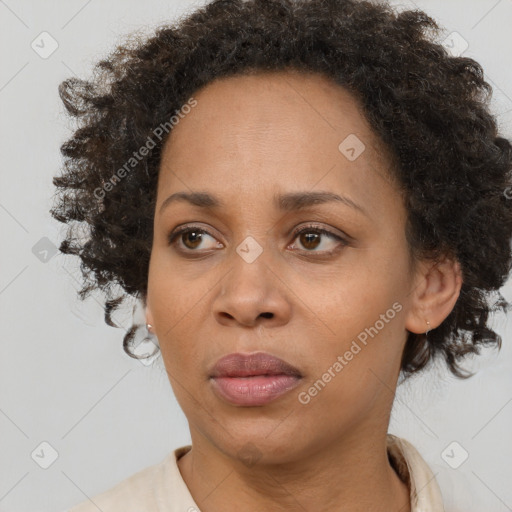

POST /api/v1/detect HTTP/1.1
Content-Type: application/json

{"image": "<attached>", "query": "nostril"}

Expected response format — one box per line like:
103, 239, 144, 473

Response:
260, 312, 273, 318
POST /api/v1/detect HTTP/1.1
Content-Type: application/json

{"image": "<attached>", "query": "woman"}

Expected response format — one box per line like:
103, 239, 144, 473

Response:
51, 0, 512, 510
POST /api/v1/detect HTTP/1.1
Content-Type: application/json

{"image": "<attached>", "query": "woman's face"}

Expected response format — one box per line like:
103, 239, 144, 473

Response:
147, 70, 423, 463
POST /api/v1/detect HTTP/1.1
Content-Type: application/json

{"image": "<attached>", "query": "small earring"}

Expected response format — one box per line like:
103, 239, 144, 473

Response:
425, 320, 431, 336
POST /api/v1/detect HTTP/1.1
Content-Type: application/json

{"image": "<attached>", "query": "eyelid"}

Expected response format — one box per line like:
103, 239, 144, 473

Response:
167, 224, 222, 246
287, 223, 349, 255
288, 223, 349, 243
167, 222, 350, 253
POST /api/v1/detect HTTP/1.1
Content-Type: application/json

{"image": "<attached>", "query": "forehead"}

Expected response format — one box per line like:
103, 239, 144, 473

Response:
163, 69, 376, 152
157, 69, 397, 208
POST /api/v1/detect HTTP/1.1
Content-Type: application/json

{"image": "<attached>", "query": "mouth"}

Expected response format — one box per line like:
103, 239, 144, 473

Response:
209, 352, 302, 406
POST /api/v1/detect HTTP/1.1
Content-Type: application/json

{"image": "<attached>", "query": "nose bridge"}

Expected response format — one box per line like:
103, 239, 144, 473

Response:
213, 236, 290, 326
224, 237, 273, 301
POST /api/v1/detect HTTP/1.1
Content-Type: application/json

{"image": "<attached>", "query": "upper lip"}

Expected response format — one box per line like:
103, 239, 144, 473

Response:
210, 352, 302, 378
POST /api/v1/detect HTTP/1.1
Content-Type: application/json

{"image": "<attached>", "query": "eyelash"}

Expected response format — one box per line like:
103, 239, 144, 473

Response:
167, 223, 348, 256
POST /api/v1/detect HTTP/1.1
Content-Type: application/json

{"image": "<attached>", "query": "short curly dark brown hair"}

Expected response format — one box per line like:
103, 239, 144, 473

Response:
50, 0, 512, 380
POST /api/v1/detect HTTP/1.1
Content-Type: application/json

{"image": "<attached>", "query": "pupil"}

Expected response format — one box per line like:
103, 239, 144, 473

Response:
184, 231, 202, 248
302, 232, 319, 249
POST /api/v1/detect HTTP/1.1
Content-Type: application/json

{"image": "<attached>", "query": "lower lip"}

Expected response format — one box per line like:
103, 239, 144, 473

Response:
210, 375, 301, 406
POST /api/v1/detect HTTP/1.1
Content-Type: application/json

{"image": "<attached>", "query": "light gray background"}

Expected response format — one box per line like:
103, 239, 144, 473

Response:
1, 1, 511, 511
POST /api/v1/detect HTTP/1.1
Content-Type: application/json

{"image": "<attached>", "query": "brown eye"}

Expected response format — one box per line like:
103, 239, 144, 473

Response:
168, 226, 222, 252
289, 225, 348, 255
299, 232, 322, 250
181, 230, 204, 249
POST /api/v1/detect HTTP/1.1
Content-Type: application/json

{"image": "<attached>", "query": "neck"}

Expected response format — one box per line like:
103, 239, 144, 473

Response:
177, 427, 411, 512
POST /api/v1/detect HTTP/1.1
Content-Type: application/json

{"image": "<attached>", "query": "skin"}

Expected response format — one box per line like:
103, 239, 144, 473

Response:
146, 69, 462, 512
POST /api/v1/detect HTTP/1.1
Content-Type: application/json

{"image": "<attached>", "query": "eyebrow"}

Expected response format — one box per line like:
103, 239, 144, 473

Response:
159, 190, 368, 216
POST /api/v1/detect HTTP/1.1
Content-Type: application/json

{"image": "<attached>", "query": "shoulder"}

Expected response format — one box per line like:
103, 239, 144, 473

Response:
387, 434, 445, 512
67, 446, 193, 512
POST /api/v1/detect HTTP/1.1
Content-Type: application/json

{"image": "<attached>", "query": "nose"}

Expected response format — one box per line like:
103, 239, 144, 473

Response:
212, 251, 292, 328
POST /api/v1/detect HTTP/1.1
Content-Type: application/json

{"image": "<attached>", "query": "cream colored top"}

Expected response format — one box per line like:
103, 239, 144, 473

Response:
68, 434, 444, 511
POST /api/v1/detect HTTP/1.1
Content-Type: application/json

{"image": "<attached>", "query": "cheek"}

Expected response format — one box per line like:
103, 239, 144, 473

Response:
296, 310, 405, 427
147, 260, 196, 369
302, 257, 407, 391
316, 261, 403, 340
147, 249, 207, 329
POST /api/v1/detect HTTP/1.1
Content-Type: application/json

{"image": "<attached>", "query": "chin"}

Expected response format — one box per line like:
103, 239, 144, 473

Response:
202, 415, 313, 465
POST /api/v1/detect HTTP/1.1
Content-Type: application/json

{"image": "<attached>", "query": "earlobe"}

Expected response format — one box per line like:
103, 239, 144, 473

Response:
405, 256, 463, 335
145, 303, 155, 329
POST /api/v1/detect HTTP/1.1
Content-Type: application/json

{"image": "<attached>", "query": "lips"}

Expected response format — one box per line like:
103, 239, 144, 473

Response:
209, 352, 302, 406
210, 352, 302, 378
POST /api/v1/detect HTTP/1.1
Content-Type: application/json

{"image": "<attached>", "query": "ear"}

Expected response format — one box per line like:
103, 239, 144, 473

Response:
405, 255, 463, 334
146, 307, 155, 327
144, 296, 155, 328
